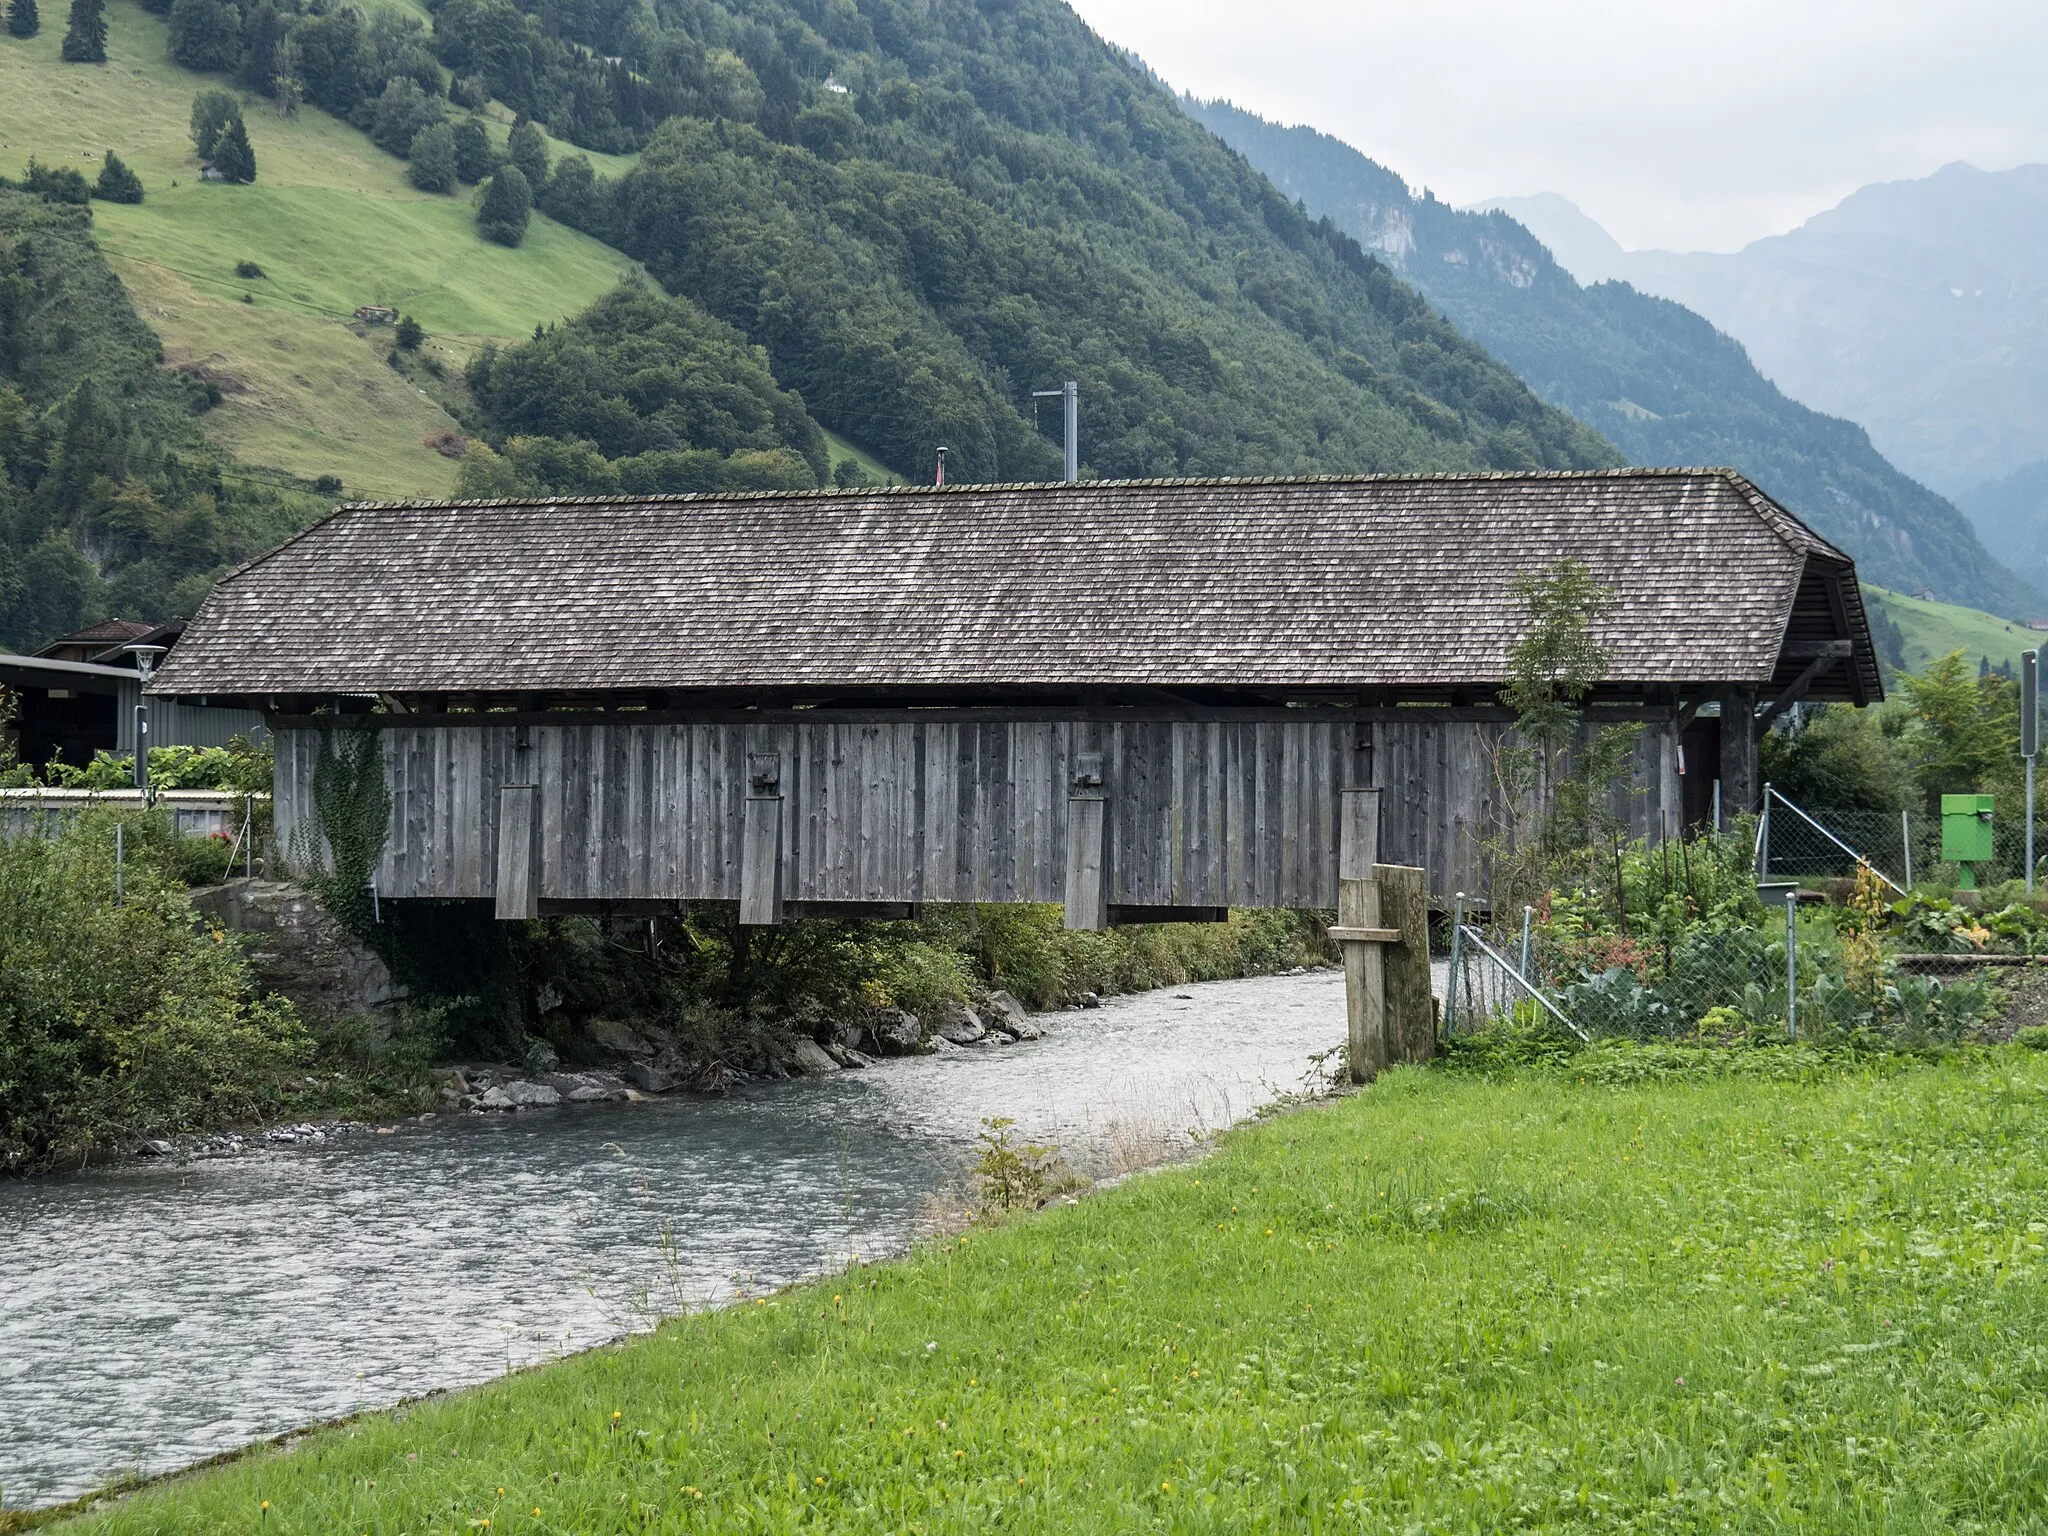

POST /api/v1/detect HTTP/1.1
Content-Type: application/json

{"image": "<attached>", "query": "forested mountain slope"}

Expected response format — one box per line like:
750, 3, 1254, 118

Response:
1187, 100, 2043, 618
0, 0, 1629, 638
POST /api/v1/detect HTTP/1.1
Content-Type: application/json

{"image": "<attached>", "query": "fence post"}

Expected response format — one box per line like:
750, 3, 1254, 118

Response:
1444, 893, 1466, 1039
1902, 809, 1913, 891
1518, 904, 1533, 980
1784, 888, 1798, 1041
1712, 778, 1722, 835
1757, 783, 1772, 881
115, 820, 123, 903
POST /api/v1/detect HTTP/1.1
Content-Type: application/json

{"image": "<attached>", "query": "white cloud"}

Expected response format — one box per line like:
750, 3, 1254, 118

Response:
1070, 0, 2048, 250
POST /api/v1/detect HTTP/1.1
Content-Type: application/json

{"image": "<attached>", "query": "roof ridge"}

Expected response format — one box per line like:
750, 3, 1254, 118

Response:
1712, 469, 1853, 563
332, 466, 1747, 513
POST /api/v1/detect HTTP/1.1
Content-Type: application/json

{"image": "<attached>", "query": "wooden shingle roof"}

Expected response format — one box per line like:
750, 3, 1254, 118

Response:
152, 469, 1879, 700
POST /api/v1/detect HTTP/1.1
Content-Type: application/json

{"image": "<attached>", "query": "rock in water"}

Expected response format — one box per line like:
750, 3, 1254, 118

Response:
481, 1080, 562, 1110
983, 991, 1041, 1039
931, 1002, 986, 1044
868, 1009, 926, 1055
787, 1038, 844, 1074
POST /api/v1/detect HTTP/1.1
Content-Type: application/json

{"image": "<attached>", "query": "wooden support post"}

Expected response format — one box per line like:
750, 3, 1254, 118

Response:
494, 783, 539, 920
1376, 864, 1434, 1064
1337, 788, 1384, 1082
740, 751, 783, 927
1064, 750, 1108, 931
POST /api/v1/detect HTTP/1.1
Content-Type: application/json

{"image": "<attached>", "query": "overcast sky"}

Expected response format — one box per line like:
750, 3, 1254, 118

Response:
1065, 0, 2048, 252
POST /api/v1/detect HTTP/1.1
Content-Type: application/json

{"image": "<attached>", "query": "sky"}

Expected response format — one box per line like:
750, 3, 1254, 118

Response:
1064, 0, 2048, 252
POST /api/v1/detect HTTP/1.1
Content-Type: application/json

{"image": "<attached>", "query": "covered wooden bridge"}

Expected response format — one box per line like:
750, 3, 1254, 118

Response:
152, 468, 1880, 930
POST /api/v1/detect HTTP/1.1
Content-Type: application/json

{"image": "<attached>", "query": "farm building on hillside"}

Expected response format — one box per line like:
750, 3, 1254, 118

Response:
148, 470, 1880, 922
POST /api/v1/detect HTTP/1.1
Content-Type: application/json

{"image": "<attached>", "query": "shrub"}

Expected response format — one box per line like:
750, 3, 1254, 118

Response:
166, 0, 242, 72
233, 258, 265, 278
0, 812, 312, 1170
93, 149, 144, 204
505, 117, 548, 187
477, 163, 531, 246
22, 158, 91, 204
371, 77, 442, 158
189, 86, 241, 159
7, 0, 38, 39
452, 116, 495, 183
210, 116, 257, 182
395, 314, 424, 350
406, 120, 457, 193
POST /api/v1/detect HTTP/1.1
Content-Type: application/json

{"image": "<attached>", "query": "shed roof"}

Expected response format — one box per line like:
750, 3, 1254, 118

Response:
151, 469, 1879, 700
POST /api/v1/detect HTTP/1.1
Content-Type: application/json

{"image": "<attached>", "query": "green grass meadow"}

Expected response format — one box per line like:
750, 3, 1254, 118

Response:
0, 4, 640, 500
36, 1048, 2048, 1533
1865, 584, 2045, 676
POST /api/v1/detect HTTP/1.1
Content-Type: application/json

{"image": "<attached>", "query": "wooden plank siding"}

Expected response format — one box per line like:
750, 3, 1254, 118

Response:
274, 712, 1684, 911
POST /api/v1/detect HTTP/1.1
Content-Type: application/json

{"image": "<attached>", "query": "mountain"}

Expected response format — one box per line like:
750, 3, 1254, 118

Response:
1498, 165, 2048, 502
1185, 99, 2043, 618
0, 0, 1619, 567
1958, 460, 2048, 601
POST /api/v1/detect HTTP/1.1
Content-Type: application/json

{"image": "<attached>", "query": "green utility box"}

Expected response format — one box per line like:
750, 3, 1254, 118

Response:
1942, 793, 1995, 887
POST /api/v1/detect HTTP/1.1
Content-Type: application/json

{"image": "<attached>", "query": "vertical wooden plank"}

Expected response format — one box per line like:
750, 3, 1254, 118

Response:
740, 749, 783, 924
1065, 745, 1108, 930
1338, 787, 1385, 1082
494, 783, 539, 920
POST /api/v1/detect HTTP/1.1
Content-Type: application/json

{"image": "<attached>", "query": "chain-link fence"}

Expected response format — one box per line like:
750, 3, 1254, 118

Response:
1757, 786, 2045, 894
1442, 807, 2043, 1048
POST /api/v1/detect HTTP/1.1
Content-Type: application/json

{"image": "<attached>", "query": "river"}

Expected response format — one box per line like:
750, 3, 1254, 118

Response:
0, 969, 1347, 1510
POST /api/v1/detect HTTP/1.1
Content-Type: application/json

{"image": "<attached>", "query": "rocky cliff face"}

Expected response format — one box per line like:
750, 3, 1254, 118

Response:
190, 880, 407, 1028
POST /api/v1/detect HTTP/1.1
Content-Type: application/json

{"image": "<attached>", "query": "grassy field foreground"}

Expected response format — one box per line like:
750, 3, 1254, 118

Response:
42, 1050, 2048, 1533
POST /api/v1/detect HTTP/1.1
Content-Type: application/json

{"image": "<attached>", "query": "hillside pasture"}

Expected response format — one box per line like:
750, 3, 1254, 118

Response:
0, 4, 638, 500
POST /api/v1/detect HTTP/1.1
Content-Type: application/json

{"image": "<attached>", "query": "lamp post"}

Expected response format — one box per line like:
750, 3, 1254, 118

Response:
125, 643, 167, 800
934, 446, 949, 487
1031, 381, 1079, 482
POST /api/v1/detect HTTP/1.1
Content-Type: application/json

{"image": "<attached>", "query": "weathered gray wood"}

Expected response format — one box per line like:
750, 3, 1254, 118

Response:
1378, 863, 1434, 1064
494, 783, 539, 920
1336, 788, 1385, 1082
740, 750, 783, 925
1065, 749, 1108, 930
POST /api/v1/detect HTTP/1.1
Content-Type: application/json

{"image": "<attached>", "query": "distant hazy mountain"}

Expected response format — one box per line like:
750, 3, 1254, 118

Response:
1494, 164, 2048, 502
1958, 461, 2048, 600
1184, 99, 2043, 617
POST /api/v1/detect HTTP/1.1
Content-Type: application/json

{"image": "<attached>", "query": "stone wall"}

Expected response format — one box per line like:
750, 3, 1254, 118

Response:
189, 879, 406, 1027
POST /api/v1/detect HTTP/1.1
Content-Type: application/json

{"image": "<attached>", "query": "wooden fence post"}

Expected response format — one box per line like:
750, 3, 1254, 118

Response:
1376, 864, 1434, 1063
1064, 750, 1108, 931
1336, 788, 1385, 1081
494, 783, 539, 920
740, 751, 784, 926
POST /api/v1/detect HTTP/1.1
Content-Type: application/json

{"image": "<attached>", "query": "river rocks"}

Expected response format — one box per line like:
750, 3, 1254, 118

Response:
135, 1138, 174, 1159
983, 991, 1030, 1029
432, 1067, 472, 1104
824, 1041, 876, 1069
1078, 992, 1102, 1009
786, 1039, 843, 1075
587, 1018, 655, 1057
477, 1080, 563, 1111
867, 1009, 925, 1055
931, 1002, 986, 1045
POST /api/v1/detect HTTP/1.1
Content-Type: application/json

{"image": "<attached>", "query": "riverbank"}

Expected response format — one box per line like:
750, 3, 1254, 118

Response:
28, 1042, 2048, 1532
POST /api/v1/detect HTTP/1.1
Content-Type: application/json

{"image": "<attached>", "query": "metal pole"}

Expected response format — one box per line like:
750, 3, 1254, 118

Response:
132, 702, 149, 800
1902, 809, 1913, 890
1518, 904, 1533, 980
1444, 893, 1465, 1038
115, 820, 123, 902
2027, 649, 2039, 894
1063, 380, 1078, 483
1784, 888, 1798, 1041
1757, 784, 1772, 881
1711, 777, 1722, 835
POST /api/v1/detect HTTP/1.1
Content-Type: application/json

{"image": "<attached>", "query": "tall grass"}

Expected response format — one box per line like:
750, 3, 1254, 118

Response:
39, 1047, 2048, 1531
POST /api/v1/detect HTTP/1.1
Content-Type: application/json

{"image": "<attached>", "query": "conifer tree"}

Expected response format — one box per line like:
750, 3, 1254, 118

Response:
59, 0, 105, 60
6, 0, 38, 40
210, 115, 256, 183
93, 150, 144, 204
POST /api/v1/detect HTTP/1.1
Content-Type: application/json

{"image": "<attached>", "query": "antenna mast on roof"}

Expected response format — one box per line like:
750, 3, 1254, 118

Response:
1031, 380, 1078, 483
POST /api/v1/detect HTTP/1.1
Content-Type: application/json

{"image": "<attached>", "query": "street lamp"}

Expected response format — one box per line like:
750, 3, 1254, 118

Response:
125, 643, 168, 798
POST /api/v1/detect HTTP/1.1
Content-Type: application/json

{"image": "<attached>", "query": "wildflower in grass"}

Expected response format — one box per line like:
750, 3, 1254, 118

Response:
533, 1509, 541, 1518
